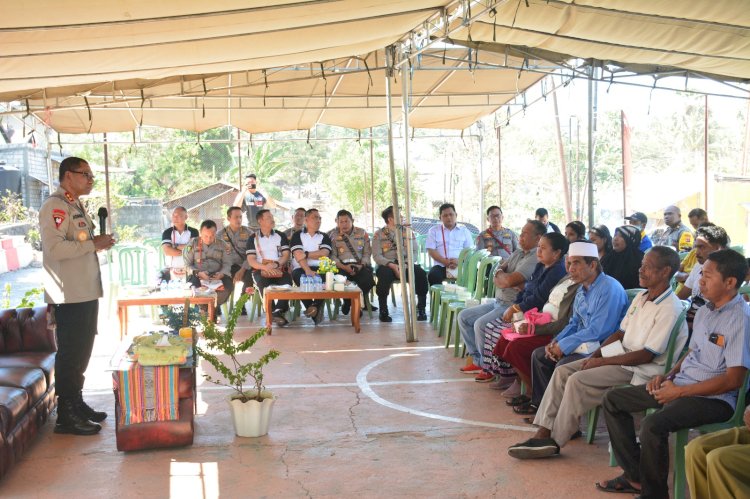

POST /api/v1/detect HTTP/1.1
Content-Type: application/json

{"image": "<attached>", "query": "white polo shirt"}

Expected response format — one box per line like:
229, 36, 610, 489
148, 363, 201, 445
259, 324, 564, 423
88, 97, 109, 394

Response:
246, 230, 290, 263
619, 288, 688, 384
425, 224, 473, 265
290, 231, 333, 269
684, 262, 704, 298
162, 225, 198, 269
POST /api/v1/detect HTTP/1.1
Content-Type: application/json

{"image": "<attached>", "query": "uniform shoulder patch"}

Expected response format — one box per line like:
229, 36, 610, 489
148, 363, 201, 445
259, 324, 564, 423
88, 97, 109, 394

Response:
52, 209, 66, 229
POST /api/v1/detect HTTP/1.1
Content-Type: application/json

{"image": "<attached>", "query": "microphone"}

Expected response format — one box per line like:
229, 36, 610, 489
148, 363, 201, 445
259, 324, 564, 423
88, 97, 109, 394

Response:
97, 207, 108, 236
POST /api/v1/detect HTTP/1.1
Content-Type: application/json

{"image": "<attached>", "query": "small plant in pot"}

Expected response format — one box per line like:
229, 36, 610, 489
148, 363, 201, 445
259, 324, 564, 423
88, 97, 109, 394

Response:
195, 291, 280, 437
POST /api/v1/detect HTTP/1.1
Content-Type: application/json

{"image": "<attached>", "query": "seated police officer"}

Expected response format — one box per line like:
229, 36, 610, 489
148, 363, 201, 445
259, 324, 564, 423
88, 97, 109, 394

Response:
290, 208, 333, 325
217, 206, 254, 295
373, 206, 428, 322
183, 220, 233, 318
328, 209, 375, 316
246, 209, 292, 326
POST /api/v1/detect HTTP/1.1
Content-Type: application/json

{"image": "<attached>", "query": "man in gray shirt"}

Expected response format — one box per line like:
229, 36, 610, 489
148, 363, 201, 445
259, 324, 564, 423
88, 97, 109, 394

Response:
458, 220, 544, 374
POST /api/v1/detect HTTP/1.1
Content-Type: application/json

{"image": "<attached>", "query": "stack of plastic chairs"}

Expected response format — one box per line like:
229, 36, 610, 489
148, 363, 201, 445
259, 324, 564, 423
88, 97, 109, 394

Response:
429, 247, 474, 327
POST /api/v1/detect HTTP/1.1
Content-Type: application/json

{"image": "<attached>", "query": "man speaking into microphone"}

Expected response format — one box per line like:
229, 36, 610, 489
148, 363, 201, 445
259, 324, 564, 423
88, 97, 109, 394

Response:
40, 156, 115, 435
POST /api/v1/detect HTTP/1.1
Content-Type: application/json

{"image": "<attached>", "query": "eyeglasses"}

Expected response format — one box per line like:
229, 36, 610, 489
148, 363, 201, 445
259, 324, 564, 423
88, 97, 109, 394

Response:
70, 170, 95, 181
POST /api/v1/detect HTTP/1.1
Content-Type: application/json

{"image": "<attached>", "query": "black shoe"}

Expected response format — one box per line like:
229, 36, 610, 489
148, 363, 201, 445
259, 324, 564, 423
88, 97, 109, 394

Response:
341, 301, 351, 316
313, 305, 325, 325
507, 438, 560, 459
369, 304, 378, 312
55, 398, 101, 436
272, 310, 288, 327
379, 312, 393, 323
417, 308, 427, 321
76, 394, 107, 423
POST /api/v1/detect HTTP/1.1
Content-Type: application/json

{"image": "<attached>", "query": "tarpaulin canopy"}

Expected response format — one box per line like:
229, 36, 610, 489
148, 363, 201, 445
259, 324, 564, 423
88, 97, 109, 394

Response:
0, 0, 748, 134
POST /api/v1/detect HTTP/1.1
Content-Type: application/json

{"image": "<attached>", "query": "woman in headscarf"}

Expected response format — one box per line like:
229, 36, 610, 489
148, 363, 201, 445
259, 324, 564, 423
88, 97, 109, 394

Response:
564, 221, 587, 243
589, 224, 613, 260
601, 225, 644, 290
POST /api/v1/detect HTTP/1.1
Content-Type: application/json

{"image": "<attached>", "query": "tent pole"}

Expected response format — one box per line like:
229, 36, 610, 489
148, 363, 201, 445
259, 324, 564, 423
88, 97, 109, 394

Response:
401, 63, 418, 342
477, 121, 484, 223
496, 126, 502, 207
45, 126, 53, 197
384, 46, 415, 342
103, 132, 112, 233
704, 95, 709, 210
237, 127, 242, 187
370, 127, 375, 232
552, 85, 573, 222
587, 66, 595, 227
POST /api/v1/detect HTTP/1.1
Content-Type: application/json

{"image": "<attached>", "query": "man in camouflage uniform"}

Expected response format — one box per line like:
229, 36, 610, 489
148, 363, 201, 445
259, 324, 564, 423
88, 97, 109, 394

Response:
329, 209, 375, 315
183, 219, 233, 317
373, 206, 428, 322
476, 205, 518, 259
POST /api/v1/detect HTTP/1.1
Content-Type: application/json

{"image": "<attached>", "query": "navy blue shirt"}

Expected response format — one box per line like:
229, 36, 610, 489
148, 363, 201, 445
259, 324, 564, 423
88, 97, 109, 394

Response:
514, 259, 567, 312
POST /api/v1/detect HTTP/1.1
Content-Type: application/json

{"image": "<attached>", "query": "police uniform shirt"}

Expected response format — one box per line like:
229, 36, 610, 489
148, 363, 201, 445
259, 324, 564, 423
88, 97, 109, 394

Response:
183, 237, 232, 276
329, 226, 372, 267
162, 225, 198, 269
246, 230, 290, 263
218, 225, 253, 269
476, 227, 519, 259
372, 226, 414, 266
650, 223, 694, 252
39, 187, 103, 304
290, 231, 333, 269
425, 224, 473, 266
283, 227, 301, 241
242, 191, 266, 226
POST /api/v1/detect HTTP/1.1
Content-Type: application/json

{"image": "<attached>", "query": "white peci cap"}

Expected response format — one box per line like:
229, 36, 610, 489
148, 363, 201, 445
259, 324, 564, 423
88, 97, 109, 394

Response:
569, 241, 599, 259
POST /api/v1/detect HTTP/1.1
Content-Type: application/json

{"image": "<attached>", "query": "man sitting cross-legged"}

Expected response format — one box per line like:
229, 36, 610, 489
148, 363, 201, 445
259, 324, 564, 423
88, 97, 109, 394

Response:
597, 249, 750, 498
508, 246, 688, 459
246, 209, 292, 326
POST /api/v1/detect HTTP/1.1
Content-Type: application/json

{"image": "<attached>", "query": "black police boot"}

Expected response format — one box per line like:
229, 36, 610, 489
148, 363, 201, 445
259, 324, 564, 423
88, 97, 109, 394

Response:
55, 397, 102, 436
77, 393, 107, 423
341, 299, 351, 316
378, 297, 392, 322
417, 295, 428, 321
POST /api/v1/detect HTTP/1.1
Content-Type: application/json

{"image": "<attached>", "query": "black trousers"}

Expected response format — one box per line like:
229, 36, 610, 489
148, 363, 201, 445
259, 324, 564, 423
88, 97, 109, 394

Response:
602, 384, 734, 499
340, 265, 375, 309
427, 265, 447, 286
376, 265, 428, 309
292, 267, 323, 309
530, 347, 585, 406
253, 270, 292, 312
54, 300, 99, 398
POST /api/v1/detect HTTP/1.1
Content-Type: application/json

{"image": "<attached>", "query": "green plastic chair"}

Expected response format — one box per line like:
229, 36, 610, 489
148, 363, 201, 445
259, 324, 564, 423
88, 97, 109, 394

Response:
430, 248, 474, 328
435, 249, 479, 336
729, 244, 745, 256
117, 245, 150, 286
142, 236, 166, 271
444, 254, 497, 357
586, 302, 689, 444
671, 370, 750, 499
740, 284, 750, 301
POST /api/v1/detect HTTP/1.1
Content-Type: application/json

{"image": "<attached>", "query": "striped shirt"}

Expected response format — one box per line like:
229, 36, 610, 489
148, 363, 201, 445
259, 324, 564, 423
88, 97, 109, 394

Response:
674, 294, 750, 409
246, 230, 290, 263
290, 231, 333, 269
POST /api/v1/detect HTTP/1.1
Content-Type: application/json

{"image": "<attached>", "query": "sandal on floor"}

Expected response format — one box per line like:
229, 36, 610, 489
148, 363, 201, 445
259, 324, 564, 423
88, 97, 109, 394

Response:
522, 417, 537, 425
594, 475, 641, 494
505, 395, 530, 407
513, 403, 538, 415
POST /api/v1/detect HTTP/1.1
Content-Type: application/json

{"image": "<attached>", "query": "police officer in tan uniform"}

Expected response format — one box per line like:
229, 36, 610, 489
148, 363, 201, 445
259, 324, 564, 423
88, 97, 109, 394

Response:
329, 209, 375, 316
217, 207, 254, 293
40, 156, 115, 435
372, 206, 428, 322
183, 220, 233, 317
476, 205, 518, 259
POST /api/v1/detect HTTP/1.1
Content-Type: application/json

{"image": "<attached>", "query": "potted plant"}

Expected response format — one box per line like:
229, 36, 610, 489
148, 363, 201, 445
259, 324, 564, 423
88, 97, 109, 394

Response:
195, 291, 280, 437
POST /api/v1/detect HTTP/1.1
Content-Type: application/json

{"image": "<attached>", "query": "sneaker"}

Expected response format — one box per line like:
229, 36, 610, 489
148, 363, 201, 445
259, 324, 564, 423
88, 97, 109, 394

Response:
502, 379, 522, 398
507, 438, 560, 459
489, 377, 516, 391
459, 363, 483, 374
475, 371, 496, 383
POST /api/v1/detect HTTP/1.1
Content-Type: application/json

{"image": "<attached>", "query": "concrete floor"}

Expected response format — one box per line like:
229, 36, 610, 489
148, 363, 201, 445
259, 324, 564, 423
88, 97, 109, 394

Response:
1, 304, 632, 498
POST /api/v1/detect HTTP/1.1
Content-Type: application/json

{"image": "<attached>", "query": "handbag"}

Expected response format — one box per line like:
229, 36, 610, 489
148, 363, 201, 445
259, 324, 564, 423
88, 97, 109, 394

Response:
255, 241, 285, 278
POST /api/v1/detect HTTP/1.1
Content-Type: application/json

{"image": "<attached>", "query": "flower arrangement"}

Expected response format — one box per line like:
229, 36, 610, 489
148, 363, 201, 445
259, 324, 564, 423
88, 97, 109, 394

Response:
317, 256, 339, 274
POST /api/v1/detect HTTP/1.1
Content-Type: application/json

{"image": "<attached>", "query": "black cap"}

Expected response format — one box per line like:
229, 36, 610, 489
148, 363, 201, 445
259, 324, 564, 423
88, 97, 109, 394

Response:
624, 212, 647, 224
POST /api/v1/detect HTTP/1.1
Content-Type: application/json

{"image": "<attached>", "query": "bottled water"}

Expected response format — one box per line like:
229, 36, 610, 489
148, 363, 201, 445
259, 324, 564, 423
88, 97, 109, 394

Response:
301, 275, 309, 292
314, 274, 323, 291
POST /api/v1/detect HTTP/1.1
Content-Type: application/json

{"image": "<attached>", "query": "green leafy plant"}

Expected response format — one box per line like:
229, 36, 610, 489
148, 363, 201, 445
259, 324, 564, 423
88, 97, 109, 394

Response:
0, 190, 31, 224
2, 284, 43, 309
159, 305, 202, 331
195, 292, 280, 403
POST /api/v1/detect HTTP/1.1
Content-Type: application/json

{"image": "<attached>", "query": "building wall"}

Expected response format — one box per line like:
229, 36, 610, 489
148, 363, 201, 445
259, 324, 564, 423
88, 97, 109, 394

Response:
710, 176, 750, 251
0, 144, 52, 211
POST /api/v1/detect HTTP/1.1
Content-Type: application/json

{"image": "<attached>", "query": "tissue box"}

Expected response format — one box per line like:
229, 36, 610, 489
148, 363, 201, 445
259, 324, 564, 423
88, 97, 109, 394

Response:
333, 282, 346, 291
